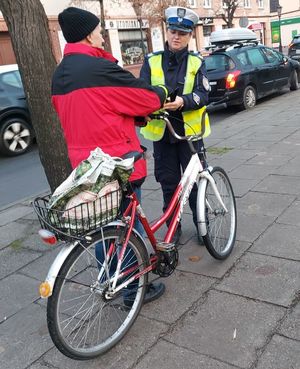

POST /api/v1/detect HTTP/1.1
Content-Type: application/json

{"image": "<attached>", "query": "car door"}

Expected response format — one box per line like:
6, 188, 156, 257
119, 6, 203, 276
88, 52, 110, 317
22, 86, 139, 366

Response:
262, 47, 290, 89
246, 47, 275, 96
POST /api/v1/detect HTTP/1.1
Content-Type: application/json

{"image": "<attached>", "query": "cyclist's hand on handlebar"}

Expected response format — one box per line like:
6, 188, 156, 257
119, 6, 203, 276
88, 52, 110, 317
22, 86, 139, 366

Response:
163, 96, 184, 111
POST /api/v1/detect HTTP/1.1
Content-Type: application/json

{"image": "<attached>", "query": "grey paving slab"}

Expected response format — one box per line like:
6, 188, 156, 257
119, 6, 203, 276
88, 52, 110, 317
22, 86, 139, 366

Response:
277, 200, 300, 226
0, 222, 28, 250
43, 316, 168, 369
246, 152, 292, 166
0, 274, 40, 322
216, 253, 300, 307
209, 157, 245, 173
253, 174, 300, 195
255, 335, 300, 369
235, 212, 275, 243
134, 339, 238, 369
229, 164, 279, 181
0, 205, 33, 226
229, 177, 261, 197
279, 302, 300, 341
166, 290, 284, 369
251, 223, 300, 261
19, 247, 61, 281
236, 192, 295, 217
277, 156, 300, 177
0, 245, 41, 280
221, 148, 258, 161
177, 239, 250, 279
141, 270, 215, 324
0, 303, 53, 369
268, 141, 300, 155
239, 140, 274, 150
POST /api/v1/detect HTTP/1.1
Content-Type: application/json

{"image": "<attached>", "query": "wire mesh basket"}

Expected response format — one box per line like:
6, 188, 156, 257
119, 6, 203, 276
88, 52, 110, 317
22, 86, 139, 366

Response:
33, 188, 122, 239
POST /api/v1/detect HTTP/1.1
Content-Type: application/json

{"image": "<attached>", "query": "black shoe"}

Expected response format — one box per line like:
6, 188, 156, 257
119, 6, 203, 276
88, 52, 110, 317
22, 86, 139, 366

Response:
123, 282, 165, 307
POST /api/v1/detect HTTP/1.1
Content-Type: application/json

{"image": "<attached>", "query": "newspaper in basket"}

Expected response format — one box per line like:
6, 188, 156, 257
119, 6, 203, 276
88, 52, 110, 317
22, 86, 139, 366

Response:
61, 180, 121, 231
47, 148, 134, 234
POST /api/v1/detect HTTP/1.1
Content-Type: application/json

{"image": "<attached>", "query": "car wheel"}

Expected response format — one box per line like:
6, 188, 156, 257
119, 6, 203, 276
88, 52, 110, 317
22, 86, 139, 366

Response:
290, 70, 299, 91
241, 86, 256, 110
0, 117, 33, 156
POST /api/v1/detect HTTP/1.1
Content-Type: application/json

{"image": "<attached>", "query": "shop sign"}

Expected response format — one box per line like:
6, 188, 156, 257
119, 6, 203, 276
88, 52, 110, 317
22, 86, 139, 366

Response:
116, 19, 149, 29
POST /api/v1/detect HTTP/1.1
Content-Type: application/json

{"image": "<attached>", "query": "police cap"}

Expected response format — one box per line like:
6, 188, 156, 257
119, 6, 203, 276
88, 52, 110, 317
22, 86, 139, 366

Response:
165, 6, 199, 33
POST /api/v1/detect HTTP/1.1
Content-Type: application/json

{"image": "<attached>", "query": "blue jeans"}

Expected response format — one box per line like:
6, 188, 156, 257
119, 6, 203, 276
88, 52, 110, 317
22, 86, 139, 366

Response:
95, 185, 143, 298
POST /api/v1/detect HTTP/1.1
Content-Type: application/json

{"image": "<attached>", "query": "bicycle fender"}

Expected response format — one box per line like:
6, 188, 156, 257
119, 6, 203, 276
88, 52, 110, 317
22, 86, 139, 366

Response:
197, 166, 214, 236
43, 241, 78, 298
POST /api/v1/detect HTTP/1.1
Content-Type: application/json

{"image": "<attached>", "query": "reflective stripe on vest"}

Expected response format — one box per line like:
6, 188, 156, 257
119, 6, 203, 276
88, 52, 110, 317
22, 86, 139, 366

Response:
140, 53, 211, 141
140, 54, 166, 141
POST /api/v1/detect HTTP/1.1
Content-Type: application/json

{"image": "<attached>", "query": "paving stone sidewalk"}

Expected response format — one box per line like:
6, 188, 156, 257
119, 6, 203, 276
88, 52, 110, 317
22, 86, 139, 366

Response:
0, 90, 299, 369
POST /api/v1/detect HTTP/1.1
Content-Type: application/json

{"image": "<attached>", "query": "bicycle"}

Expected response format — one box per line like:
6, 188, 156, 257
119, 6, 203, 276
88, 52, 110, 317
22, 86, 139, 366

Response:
33, 103, 237, 360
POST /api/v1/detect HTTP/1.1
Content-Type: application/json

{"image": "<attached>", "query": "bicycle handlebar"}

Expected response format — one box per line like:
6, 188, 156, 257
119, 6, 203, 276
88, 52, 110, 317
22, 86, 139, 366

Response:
148, 97, 229, 142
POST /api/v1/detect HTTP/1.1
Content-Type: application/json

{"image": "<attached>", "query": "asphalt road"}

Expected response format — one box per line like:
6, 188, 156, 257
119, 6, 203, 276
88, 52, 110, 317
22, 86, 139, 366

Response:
0, 107, 241, 210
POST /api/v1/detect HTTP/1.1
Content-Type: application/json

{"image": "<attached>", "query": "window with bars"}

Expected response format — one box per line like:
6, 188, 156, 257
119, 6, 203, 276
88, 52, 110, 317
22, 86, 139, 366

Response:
244, 0, 251, 8
258, 0, 264, 8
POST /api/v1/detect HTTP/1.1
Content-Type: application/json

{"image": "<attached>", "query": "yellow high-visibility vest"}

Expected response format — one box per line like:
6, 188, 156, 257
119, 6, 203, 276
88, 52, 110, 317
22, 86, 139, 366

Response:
141, 52, 211, 141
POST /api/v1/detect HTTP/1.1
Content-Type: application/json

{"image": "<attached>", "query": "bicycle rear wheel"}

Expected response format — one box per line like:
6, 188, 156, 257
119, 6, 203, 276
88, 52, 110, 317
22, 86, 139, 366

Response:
198, 166, 237, 260
47, 227, 148, 360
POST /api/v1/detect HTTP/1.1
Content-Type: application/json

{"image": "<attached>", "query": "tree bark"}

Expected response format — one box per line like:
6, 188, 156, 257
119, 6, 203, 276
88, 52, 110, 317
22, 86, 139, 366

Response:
0, 0, 72, 192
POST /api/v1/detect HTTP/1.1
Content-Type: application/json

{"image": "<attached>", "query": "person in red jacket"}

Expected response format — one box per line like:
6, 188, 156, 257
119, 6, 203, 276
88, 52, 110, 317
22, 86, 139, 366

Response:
52, 7, 169, 305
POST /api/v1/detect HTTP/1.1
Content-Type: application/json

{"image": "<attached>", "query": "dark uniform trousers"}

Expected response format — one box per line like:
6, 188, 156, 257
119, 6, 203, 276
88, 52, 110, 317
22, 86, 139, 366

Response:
153, 138, 205, 227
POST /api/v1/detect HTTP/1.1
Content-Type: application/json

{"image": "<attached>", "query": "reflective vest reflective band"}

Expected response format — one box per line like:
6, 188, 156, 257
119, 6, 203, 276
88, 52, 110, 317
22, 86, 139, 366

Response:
141, 53, 211, 141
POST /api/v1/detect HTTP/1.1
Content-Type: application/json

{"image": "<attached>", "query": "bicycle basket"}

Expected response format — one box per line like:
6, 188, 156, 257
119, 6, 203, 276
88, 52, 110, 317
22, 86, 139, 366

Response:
33, 186, 122, 239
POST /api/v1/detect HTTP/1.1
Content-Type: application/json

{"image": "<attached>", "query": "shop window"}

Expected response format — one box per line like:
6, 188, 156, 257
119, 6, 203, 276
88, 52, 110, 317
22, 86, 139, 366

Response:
203, 26, 213, 37
119, 30, 148, 65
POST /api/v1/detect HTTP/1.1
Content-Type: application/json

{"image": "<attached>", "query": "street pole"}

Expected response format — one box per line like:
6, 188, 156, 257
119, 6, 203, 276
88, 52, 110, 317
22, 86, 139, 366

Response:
277, 4, 283, 53
133, 1, 146, 57
138, 16, 146, 56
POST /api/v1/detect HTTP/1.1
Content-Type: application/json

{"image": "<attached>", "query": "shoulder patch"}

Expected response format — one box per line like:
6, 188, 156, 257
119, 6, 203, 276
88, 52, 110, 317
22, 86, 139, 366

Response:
147, 50, 163, 59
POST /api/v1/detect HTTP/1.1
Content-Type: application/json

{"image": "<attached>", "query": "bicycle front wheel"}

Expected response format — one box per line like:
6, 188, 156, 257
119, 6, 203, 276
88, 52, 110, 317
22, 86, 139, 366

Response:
198, 166, 237, 260
47, 227, 148, 360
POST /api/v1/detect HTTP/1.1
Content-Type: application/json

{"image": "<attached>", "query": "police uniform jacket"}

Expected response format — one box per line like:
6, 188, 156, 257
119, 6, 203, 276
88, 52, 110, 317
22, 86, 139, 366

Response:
140, 43, 209, 143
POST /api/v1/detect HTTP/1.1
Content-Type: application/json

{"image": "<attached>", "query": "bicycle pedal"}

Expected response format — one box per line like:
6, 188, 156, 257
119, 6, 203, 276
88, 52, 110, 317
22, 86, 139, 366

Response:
156, 242, 176, 252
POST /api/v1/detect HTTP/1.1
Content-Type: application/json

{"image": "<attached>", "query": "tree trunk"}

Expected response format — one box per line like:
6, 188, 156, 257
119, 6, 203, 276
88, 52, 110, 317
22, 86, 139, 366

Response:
0, 0, 72, 192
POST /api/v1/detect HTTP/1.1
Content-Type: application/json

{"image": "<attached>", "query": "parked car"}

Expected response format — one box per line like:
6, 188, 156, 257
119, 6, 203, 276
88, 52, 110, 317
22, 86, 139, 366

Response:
0, 64, 34, 156
288, 34, 300, 61
204, 29, 300, 109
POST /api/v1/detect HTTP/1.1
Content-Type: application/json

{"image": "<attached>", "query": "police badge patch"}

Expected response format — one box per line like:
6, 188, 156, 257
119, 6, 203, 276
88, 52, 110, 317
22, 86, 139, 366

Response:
203, 76, 211, 91
193, 92, 201, 105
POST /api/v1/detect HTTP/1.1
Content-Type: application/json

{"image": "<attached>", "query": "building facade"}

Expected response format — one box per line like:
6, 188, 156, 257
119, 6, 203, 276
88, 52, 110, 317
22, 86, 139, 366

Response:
270, 0, 300, 54
0, 0, 295, 71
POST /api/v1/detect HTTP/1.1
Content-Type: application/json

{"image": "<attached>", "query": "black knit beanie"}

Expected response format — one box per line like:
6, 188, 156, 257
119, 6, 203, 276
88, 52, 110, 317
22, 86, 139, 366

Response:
58, 7, 100, 43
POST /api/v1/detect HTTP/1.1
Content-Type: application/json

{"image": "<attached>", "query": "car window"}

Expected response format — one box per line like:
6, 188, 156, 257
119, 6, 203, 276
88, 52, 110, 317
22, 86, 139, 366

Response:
236, 51, 250, 66
0, 70, 22, 89
262, 48, 280, 63
205, 54, 235, 72
246, 48, 266, 66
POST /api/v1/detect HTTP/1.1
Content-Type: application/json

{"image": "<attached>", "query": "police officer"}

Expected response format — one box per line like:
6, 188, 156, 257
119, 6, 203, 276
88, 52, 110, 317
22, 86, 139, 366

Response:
140, 6, 211, 244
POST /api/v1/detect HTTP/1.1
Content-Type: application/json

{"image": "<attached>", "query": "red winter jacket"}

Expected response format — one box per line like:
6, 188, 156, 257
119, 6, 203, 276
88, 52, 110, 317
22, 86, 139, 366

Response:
51, 43, 168, 182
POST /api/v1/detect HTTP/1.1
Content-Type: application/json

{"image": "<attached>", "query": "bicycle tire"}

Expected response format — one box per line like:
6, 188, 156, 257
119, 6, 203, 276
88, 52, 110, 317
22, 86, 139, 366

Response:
197, 167, 237, 260
47, 227, 148, 360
